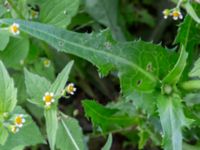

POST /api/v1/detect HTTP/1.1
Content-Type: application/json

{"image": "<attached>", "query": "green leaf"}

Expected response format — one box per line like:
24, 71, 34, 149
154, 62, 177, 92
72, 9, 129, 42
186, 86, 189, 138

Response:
0, 19, 178, 95
0, 5, 7, 17
138, 130, 149, 150
189, 57, 200, 78
44, 108, 58, 150
162, 46, 188, 84
183, 143, 200, 150
0, 37, 29, 69
56, 114, 86, 150
184, 2, 200, 24
12, 73, 27, 104
82, 100, 139, 132
175, 4, 200, 80
157, 94, 191, 150
84, 0, 125, 41
29, 58, 55, 82
28, 0, 80, 28
24, 68, 51, 107
101, 134, 112, 150
0, 31, 9, 51
0, 106, 44, 150
50, 61, 74, 96
0, 126, 8, 145
0, 60, 17, 114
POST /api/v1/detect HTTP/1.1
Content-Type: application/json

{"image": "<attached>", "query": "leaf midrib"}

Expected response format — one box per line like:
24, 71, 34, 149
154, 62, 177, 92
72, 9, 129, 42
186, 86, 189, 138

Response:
13, 20, 157, 83
61, 119, 80, 150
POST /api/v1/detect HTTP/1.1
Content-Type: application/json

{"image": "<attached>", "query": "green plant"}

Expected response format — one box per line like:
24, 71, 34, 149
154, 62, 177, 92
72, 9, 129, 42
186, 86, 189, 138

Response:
1, 0, 200, 150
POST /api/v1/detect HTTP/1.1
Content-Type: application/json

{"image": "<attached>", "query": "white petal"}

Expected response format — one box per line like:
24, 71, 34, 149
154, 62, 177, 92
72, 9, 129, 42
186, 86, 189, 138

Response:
22, 118, 25, 123
50, 92, 54, 96
46, 102, 51, 106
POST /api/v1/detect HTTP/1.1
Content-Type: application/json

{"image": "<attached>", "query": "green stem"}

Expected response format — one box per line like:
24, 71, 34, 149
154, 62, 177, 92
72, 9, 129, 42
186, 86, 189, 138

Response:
180, 80, 200, 90
7, 0, 25, 19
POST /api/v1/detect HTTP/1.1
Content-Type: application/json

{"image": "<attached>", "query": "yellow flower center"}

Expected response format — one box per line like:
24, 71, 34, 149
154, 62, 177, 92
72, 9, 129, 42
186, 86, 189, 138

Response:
67, 85, 74, 93
43, 60, 50, 66
15, 116, 22, 125
172, 11, 179, 17
44, 95, 53, 103
12, 25, 19, 33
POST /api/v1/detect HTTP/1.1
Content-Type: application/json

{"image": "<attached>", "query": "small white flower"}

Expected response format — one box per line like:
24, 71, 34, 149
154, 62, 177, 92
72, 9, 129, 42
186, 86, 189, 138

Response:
15, 114, 25, 128
66, 83, 76, 95
171, 10, 183, 20
10, 23, 20, 35
43, 92, 55, 106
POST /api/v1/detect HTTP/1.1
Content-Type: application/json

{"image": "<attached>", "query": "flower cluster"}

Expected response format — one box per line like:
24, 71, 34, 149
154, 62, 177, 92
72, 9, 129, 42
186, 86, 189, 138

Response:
11, 114, 26, 134
42, 83, 77, 108
163, 9, 183, 20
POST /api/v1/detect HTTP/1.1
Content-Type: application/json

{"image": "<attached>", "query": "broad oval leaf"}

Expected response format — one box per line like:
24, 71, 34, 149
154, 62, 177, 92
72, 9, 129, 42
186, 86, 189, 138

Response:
0, 37, 29, 69
27, 0, 80, 28
0, 60, 17, 114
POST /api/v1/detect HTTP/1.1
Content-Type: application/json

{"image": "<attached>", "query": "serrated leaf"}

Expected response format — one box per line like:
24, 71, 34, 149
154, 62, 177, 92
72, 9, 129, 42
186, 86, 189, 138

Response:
157, 94, 191, 150
0, 37, 29, 69
82, 100, 139, 132
56, 115, 86, 150
163, 46, 188, 84
0, 106, 44, 150
0, 31, 9, 51
28, 0, 79, 28
101, 134, 112, 150
0, 19, 178, 95
0, 60, 17, 114
50, 61, 73, 96
44, 108, 58, 150
24, 68, 51, 107
84, 0, 125, 41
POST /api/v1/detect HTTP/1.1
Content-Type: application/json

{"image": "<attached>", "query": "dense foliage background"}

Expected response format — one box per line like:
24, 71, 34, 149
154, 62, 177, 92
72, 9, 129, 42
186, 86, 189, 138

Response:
1, 0, 200, 150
